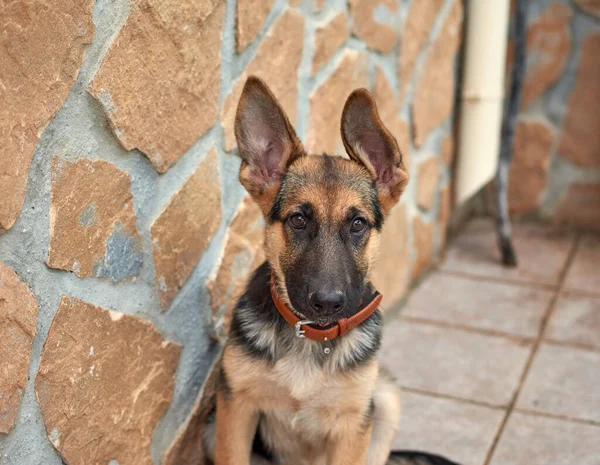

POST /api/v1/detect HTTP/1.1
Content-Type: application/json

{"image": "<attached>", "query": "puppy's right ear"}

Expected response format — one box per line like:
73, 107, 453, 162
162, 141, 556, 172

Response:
234, 76, 305, 214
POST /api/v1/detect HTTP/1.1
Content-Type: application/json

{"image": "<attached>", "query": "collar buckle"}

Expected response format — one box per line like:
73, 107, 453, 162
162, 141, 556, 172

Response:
295, 320, 314, 338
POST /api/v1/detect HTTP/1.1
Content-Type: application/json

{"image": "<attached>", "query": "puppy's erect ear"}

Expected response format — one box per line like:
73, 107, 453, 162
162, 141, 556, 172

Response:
235, 76, 305, 214
341, 89, 408, 214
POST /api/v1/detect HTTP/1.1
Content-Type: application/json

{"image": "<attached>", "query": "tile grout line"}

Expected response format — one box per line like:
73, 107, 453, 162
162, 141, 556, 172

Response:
397, 315, 536, 344
513, 408, 600, 428
398, 386, 507, 411
482, 233, 582, 465
438, 268, 560, 292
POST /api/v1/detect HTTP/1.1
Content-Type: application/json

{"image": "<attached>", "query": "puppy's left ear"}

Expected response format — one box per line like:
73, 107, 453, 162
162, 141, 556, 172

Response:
341, 89, 408, 214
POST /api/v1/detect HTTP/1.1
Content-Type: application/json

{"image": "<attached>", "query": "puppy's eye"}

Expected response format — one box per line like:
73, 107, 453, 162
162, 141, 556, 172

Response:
350, 218, 367, 233
289, 213, 306, 229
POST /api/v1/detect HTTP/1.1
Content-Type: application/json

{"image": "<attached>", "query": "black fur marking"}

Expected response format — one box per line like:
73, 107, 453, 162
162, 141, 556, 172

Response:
216, 365, 232, 397
370, 181, 384, 231
388, 451, 461, 465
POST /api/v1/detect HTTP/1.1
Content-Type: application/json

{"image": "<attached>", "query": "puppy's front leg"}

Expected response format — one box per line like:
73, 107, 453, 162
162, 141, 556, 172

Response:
327, 421, 373, 465
215, 389, 258, 465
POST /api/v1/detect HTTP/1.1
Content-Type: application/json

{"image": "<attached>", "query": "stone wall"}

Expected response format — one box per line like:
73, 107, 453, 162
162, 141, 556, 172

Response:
507, 0, 600, 231
0, 0, 462, 463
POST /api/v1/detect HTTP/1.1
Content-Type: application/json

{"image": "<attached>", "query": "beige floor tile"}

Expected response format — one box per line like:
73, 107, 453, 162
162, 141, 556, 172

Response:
564, 235, 600, 295
380, 319, 533, 406
517, 343, 600, 423
489, 412, 600, 465
546, 293, 600, 351
392, 391, 504, 465
403, 272, 552, 337
441, 219, 573, 286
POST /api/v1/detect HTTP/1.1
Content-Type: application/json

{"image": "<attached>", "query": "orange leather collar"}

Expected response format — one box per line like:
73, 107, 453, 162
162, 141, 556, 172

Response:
270, 276, 382, 342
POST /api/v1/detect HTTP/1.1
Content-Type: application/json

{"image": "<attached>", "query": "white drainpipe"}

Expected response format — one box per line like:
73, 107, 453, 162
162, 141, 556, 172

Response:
454, 0, 511, 205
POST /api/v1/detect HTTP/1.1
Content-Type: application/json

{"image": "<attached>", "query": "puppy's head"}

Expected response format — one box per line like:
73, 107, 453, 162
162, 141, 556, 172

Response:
235, 77, 408, 323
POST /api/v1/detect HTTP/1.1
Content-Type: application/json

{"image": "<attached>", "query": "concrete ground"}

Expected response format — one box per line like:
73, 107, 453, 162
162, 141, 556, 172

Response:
380, 218, 600, 465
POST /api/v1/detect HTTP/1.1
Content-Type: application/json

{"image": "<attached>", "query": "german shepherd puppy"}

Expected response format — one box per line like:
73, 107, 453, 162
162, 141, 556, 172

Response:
204, 76, 460, 465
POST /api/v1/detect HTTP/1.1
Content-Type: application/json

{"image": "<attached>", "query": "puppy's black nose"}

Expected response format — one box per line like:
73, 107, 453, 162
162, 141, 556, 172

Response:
309, 290, 346, 314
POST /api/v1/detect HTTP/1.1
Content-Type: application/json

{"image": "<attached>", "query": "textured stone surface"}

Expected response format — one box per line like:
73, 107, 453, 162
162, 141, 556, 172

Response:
546, 294, 600, 351
441, 134, 454, 166
554, 183, 600, 232
412, 216, 434, 280
151, 149, 222, 310
237, 0, 275, 52
442, 219, 574, 286
89, 0, 225, 173
517, 343, 600, 422
398, 0, 445, 104
222, 10, 304, 151
47, 158, 142, 281
0, 0, 94, 233
373, 67, 411, 170
371, 204, 409, 310
163, 354, 221, 465
207, 196, 265, 339
380, 319, 532, 406
0, 263, 38, 434
404, 272, 552, 337
521, 3, 572, 107
558, 33, 600, 168
392, 391, 503, 465
412, 0, 463, 147
438, 183, 451, 249
508, 121, 554, 214
348, 0, 397, 53
306, 50, 368, 154
575, 0, 600, 18
417, 157, 439, 210
564, 235, 600, 295
311, 12, 349, 76
35, 296, 181, 465
490, 412, 600, 465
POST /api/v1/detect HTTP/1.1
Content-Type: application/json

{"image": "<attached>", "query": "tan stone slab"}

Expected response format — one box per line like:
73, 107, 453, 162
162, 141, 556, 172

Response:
398, 0, 445, 105
35, 296, 181, 465
372, 204, 409, 310
311, 12, 349, 76
438, 183, 451, 249
392, 391, 504, 465
575, 0, 600, 18
0, 262, 38, 434
47, 158, 142, 281
221, 9, 304, 151
441, 134, 454, 166
348, 0, 397, 53
412, 0, 463, 147
564, 235, 600, 295
489, 412, 600, 465
411, 216, 434, 280
517, 343, 600, 423
558, 33, 600, 168
520, 3, 572, 107
546, 293, 600, 351
89, 0, 225, 173
403, 272, 552, 337
0, 0, 94, 233
555, 183, 600, 233
508, 120, 554, 215
151, 149, 222, 310
379, 319, 532, 406
207, 196, 265, 340
306, 49, 368, 155
236, 0, 275, 52
441, 218, 574, 286
417, 157, 439, 211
